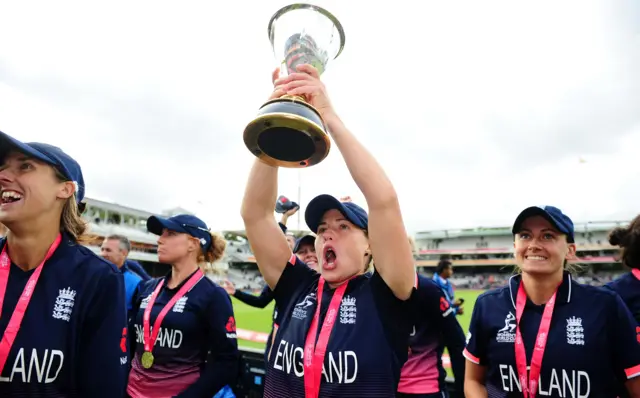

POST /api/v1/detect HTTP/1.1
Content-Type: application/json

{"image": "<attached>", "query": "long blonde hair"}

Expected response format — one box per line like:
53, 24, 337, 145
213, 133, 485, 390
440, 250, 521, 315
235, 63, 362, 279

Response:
54, 169, 88, 243
197, 231, 227, 271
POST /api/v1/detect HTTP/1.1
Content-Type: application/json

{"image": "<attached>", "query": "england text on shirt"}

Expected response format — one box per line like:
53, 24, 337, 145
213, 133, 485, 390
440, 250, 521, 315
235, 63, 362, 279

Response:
0, 235, 128, 397
463, 272, 640, 398
263, 256, 414, 398
398, 274, 466, 395
127, 270, 239, 398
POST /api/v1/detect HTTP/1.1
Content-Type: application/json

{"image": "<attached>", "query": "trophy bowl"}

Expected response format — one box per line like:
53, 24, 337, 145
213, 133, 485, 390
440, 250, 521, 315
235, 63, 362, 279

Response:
243, 3, 345, 168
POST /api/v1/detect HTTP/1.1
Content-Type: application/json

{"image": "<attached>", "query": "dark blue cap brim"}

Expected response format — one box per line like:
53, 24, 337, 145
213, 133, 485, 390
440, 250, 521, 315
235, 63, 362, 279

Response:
305, 194, 367, 233
512, 206, 574, 242
147, 216, 189, 236
293, 234, 316, 253
0, 131, 57, 166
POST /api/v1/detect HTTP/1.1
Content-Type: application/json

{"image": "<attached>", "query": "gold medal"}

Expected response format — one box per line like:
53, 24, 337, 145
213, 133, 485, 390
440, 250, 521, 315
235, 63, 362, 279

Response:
141, 351, 154, 369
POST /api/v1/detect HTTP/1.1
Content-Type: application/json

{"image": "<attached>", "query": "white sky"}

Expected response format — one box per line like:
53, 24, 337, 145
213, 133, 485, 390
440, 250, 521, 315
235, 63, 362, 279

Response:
0, 0, 639, 233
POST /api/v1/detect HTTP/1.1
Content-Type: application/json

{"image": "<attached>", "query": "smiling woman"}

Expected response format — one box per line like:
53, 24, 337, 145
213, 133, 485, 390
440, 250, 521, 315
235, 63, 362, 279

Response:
463, 206, 640, 398
0, 130, 128, 397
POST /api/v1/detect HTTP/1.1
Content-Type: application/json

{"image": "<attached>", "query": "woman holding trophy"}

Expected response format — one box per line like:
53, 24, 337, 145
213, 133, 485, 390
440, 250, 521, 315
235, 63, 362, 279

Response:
241, 62, 416, 398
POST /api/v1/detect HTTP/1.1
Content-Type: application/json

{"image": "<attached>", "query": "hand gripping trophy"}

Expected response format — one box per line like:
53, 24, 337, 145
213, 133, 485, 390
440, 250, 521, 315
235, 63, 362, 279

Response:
243, 3, 345, 168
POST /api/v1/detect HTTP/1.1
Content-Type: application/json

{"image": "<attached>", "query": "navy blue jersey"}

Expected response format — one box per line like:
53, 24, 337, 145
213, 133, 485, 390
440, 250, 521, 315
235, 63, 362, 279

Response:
464, 272, 640, 397
127, 270, 239, 398
398, 274, 466, 394
233, 285, 274, 308
264, 256, 414, 398
605, 271, 640, 325
0, 235, 128, 397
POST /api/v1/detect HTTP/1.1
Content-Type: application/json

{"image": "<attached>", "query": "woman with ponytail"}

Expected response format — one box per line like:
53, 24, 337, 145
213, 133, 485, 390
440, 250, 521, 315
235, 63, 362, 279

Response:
127, 214, 239, 398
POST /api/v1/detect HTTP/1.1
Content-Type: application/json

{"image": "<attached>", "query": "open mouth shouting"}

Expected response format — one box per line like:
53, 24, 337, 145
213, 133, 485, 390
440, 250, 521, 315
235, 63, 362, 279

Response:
323, 245, 337, 271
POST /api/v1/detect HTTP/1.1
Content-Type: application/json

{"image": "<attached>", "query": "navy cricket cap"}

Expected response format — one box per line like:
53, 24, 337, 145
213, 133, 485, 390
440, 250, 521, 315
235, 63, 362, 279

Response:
147, 214, 212, 250
512, 206, 575, 243
293, 234, 315, 253
0, 130, 85, 203
305, 194, 368, 234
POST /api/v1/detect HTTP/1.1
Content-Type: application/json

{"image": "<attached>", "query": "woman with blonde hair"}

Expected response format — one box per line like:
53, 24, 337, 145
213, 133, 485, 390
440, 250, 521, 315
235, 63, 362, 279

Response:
0, 130, 128, 396
127, 214, 239, 398
241, 64, 416, 397
464, 206, 640, 397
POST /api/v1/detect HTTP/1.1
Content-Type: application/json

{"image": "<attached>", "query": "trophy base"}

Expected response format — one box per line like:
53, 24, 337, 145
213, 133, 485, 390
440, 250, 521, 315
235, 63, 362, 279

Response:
243, 97, 330, 168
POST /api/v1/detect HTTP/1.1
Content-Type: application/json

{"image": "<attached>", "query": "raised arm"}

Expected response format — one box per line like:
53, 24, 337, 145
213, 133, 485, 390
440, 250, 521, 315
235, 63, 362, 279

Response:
280, 64, 415, 299
240, 69, 293, 290
241, 160, 292, 290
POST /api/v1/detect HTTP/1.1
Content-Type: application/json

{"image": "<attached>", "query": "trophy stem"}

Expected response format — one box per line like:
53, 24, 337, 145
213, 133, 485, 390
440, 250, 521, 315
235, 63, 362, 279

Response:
280, 94, 307, 103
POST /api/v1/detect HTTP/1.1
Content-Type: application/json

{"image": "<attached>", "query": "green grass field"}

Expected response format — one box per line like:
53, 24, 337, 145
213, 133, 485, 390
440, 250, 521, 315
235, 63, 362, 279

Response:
232, 289, 484, 355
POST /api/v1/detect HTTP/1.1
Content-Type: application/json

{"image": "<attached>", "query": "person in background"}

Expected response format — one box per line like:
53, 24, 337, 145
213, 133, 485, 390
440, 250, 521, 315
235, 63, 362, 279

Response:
605, 214, 640, 324
221, 201, 301, 311
241, 64, 416, 397
433, 258, 464, 315
127, 214, 238, 398
604, 215, 640, 398
464, 205, 640, 397
0, 130, 127, 396
125, 258, 152, 281
277, 198, 299, 250
222, 233, 319, 364
398, 273, 466, 397
224, 234, 319, 310
101, 234, 143, 319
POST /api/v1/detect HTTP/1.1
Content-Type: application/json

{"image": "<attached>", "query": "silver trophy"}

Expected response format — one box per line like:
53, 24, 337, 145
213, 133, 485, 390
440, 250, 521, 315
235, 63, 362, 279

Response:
243, 3, 346, 168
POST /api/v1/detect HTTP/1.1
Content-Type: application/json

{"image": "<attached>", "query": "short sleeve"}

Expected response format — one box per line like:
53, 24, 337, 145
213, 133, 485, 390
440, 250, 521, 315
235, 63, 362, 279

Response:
609, 292, 640, 379
419, 279, 456, 321
370, 271, 414, 361
419, 279, 466, 387
207, 287, 239, 359
272, 255, 319, 312
463, 295, 488, 366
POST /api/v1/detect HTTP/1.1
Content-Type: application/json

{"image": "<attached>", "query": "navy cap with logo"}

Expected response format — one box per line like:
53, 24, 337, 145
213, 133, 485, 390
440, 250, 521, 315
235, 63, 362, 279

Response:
293, 234, 315, 253
147, 214, 212, 250
304, 194, 368, 234
0, 130, 85, 203
511, 205, 575, 243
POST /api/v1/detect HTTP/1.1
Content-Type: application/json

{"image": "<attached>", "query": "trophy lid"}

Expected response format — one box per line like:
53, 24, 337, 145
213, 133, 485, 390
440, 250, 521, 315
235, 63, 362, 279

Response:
268, 3, 346, 61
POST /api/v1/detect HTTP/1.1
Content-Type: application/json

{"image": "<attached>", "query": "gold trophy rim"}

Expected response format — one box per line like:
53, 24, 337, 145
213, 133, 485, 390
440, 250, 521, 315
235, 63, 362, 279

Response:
243, 109, 331, 169
267, 3, 346, 62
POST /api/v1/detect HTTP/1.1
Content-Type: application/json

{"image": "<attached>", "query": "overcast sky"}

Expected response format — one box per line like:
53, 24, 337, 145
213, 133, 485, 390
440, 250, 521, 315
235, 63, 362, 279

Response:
1, 0, 638, 233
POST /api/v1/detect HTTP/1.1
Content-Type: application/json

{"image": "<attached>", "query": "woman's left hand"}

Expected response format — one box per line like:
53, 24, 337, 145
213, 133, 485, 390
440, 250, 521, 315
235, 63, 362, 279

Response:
275, 64, 337, 121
